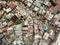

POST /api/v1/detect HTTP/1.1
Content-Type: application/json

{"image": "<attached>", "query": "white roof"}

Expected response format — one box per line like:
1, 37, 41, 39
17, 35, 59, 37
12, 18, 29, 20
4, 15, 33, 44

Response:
43, 32, 49, 40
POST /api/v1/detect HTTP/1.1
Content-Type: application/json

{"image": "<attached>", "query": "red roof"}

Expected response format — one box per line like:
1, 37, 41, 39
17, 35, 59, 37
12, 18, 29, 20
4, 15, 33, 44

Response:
56, 0, 60, 5
38, 23, 42, 27
28, 26, 33, 31
44, 13, 49, 19
53, 18, 58, 22
3, 29, 7, 33
8, 2, 15, 8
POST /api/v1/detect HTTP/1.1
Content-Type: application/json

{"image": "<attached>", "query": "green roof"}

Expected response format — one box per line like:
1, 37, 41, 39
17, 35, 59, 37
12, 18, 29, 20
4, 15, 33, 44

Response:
5, 15, 11, 20
34, 1, 41, 8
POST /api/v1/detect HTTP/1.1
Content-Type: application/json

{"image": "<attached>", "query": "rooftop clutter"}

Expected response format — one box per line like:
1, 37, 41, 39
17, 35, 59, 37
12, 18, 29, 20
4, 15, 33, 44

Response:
0, 0, 60, 45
